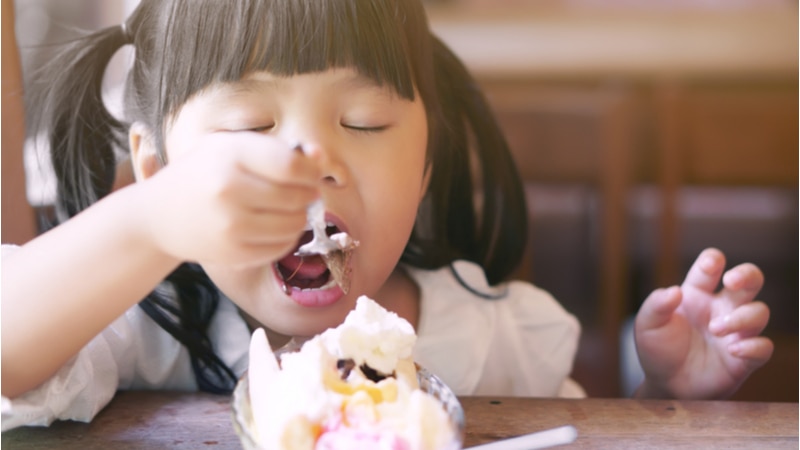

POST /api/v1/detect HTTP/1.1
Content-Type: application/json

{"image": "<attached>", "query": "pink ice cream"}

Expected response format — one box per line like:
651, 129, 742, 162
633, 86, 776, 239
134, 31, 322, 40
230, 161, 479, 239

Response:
315, 419, 410, 450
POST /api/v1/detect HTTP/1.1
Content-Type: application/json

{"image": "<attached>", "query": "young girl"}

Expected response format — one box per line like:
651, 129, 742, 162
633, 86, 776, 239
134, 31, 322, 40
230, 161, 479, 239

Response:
2, 0, 772, 430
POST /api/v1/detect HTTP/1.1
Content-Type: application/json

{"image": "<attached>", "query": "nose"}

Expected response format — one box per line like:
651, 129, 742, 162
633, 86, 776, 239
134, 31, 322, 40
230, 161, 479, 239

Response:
294, 141, 348, 187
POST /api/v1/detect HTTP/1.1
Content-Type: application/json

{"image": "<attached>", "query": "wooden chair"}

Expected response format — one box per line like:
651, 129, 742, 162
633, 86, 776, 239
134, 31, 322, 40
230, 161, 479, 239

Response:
653, 80, 798, 401
654, 81, 798, 287
482, 81, 637, 397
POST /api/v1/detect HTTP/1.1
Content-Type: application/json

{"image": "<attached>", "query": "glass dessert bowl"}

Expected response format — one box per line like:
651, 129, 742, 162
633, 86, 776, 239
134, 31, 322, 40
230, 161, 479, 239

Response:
230, 296, 465, 450
231, 365, 465, 450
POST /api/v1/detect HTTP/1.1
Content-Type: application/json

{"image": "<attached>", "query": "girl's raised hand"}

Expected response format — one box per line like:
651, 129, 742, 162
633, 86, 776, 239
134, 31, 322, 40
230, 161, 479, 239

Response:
137, 133, 320, 269
633, 248, 773, 399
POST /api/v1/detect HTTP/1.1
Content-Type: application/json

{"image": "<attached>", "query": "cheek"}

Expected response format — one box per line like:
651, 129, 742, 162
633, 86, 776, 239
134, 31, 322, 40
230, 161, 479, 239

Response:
201, 265, 275, 312
358, 138, 427, 275
163, 126, 196, 163
163, 96, 215, 163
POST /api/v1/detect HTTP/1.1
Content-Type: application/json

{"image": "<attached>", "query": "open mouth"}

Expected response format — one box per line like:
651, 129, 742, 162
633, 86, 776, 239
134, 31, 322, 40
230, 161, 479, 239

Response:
275, 225, 343, 292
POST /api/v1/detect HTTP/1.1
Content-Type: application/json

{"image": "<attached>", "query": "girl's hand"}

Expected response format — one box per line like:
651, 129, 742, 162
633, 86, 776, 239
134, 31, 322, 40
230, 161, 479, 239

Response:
138, 133, 320, 268
633, 248, 773, 399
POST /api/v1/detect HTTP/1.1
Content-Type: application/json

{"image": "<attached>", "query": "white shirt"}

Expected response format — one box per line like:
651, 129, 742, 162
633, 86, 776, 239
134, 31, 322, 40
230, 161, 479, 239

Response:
1, 255, 582, 431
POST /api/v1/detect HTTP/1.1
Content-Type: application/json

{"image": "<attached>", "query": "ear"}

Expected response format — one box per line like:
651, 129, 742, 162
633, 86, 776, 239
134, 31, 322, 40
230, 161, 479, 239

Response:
129, 122, 161, 181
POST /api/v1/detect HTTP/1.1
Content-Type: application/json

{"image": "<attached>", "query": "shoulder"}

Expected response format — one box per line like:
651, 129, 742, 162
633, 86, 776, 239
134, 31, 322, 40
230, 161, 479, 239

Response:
404, 261, 581, 396
124, 292, 250, 387
2, 243, 20, 257
208, 294, 251, 377
111, 289, 250, 389
406, 260, 579, 334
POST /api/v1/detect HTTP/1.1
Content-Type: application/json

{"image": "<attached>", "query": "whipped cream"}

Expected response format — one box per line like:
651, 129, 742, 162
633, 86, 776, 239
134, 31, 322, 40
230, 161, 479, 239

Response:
320, 296, 416, 375
245, 296, 456, 450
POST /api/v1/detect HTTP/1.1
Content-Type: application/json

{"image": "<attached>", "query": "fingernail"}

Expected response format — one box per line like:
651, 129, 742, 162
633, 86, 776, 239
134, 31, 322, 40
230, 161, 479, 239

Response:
700, 256, 715, 271
666, 285, 680, 297
728, 342, 743, 356
726, 271, 742, 287
709, 316, 728, 334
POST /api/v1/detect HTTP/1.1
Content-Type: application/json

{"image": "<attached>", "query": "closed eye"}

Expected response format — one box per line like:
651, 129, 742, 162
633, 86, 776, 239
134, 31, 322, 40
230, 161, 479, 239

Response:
342, 124, 389, 134
246, 124, 275, 133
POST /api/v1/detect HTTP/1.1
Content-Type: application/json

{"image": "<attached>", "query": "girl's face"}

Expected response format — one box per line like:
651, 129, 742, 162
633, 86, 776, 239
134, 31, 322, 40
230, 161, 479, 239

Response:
162, 68, 429, 338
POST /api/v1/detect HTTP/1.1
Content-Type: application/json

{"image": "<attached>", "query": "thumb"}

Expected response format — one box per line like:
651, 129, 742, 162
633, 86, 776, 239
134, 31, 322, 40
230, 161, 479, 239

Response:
636, 286, 683, 332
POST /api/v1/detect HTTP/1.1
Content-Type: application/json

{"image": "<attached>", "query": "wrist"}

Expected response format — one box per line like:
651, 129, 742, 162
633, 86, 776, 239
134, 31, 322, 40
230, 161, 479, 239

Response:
119, 182, 183, 270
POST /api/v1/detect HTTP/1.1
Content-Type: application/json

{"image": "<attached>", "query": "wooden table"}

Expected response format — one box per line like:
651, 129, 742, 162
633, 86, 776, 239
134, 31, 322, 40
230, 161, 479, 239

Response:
3, 392, 797, 449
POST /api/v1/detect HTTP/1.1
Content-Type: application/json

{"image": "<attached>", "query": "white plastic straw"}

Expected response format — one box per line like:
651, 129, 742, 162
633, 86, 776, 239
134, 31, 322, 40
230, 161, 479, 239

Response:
466, 425, 578, 450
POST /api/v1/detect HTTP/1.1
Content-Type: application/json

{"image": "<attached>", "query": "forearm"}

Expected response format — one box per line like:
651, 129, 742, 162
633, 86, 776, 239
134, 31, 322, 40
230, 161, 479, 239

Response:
0, 185, 181, 398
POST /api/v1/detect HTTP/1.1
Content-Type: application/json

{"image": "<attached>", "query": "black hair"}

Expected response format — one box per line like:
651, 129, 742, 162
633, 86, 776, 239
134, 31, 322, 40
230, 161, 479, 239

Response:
404, 36, 527, 284
26, 0, 526, 394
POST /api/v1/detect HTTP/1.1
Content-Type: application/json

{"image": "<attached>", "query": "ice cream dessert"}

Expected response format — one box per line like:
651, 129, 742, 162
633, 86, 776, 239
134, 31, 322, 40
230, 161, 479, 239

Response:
235, 296, 462, 450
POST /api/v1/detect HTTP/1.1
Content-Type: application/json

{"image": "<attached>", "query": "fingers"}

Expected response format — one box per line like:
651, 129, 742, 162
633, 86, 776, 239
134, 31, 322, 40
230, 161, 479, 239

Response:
682, 248, 764, 308
709, 300, 770, 337
636, 285, 683, 331
232, 135, 321, 187
235, 210, 309, 245
228, 172, 319, 213
682, 248, 726, 293
720, 263, 764, 306
203, 240, 299, 269
196, 133, 321, 221
728, 336, 774, 368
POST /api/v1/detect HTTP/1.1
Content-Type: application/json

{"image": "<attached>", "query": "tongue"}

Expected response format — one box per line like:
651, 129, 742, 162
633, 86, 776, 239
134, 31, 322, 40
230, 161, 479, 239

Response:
279, 253, 328, 281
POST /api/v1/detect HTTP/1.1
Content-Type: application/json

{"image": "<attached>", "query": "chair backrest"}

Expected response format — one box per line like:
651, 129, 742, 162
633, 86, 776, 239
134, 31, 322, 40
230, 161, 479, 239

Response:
483, 81, 638, 397
654, 81, 798, 286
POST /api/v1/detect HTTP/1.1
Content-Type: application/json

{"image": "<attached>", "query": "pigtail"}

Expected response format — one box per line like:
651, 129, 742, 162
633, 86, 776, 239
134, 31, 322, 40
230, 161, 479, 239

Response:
140, 264, 238, 394
27, 25, 130, 223
418, 36, 528, 285
27, 17, 238, 394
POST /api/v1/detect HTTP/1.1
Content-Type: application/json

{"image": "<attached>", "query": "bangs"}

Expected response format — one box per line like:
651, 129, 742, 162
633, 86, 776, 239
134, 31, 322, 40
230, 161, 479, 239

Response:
157, 0, 427, 119
249, 1, 418, 100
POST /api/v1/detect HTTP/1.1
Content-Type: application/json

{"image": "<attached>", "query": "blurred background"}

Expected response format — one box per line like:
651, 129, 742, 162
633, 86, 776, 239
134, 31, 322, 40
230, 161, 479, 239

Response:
425, 0, 798, 401
6, 0, 798, 401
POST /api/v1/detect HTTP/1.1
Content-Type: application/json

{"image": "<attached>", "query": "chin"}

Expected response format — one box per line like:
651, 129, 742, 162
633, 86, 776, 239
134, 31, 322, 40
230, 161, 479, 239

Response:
264, 291, 358, 336
270, 308, 354, 339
